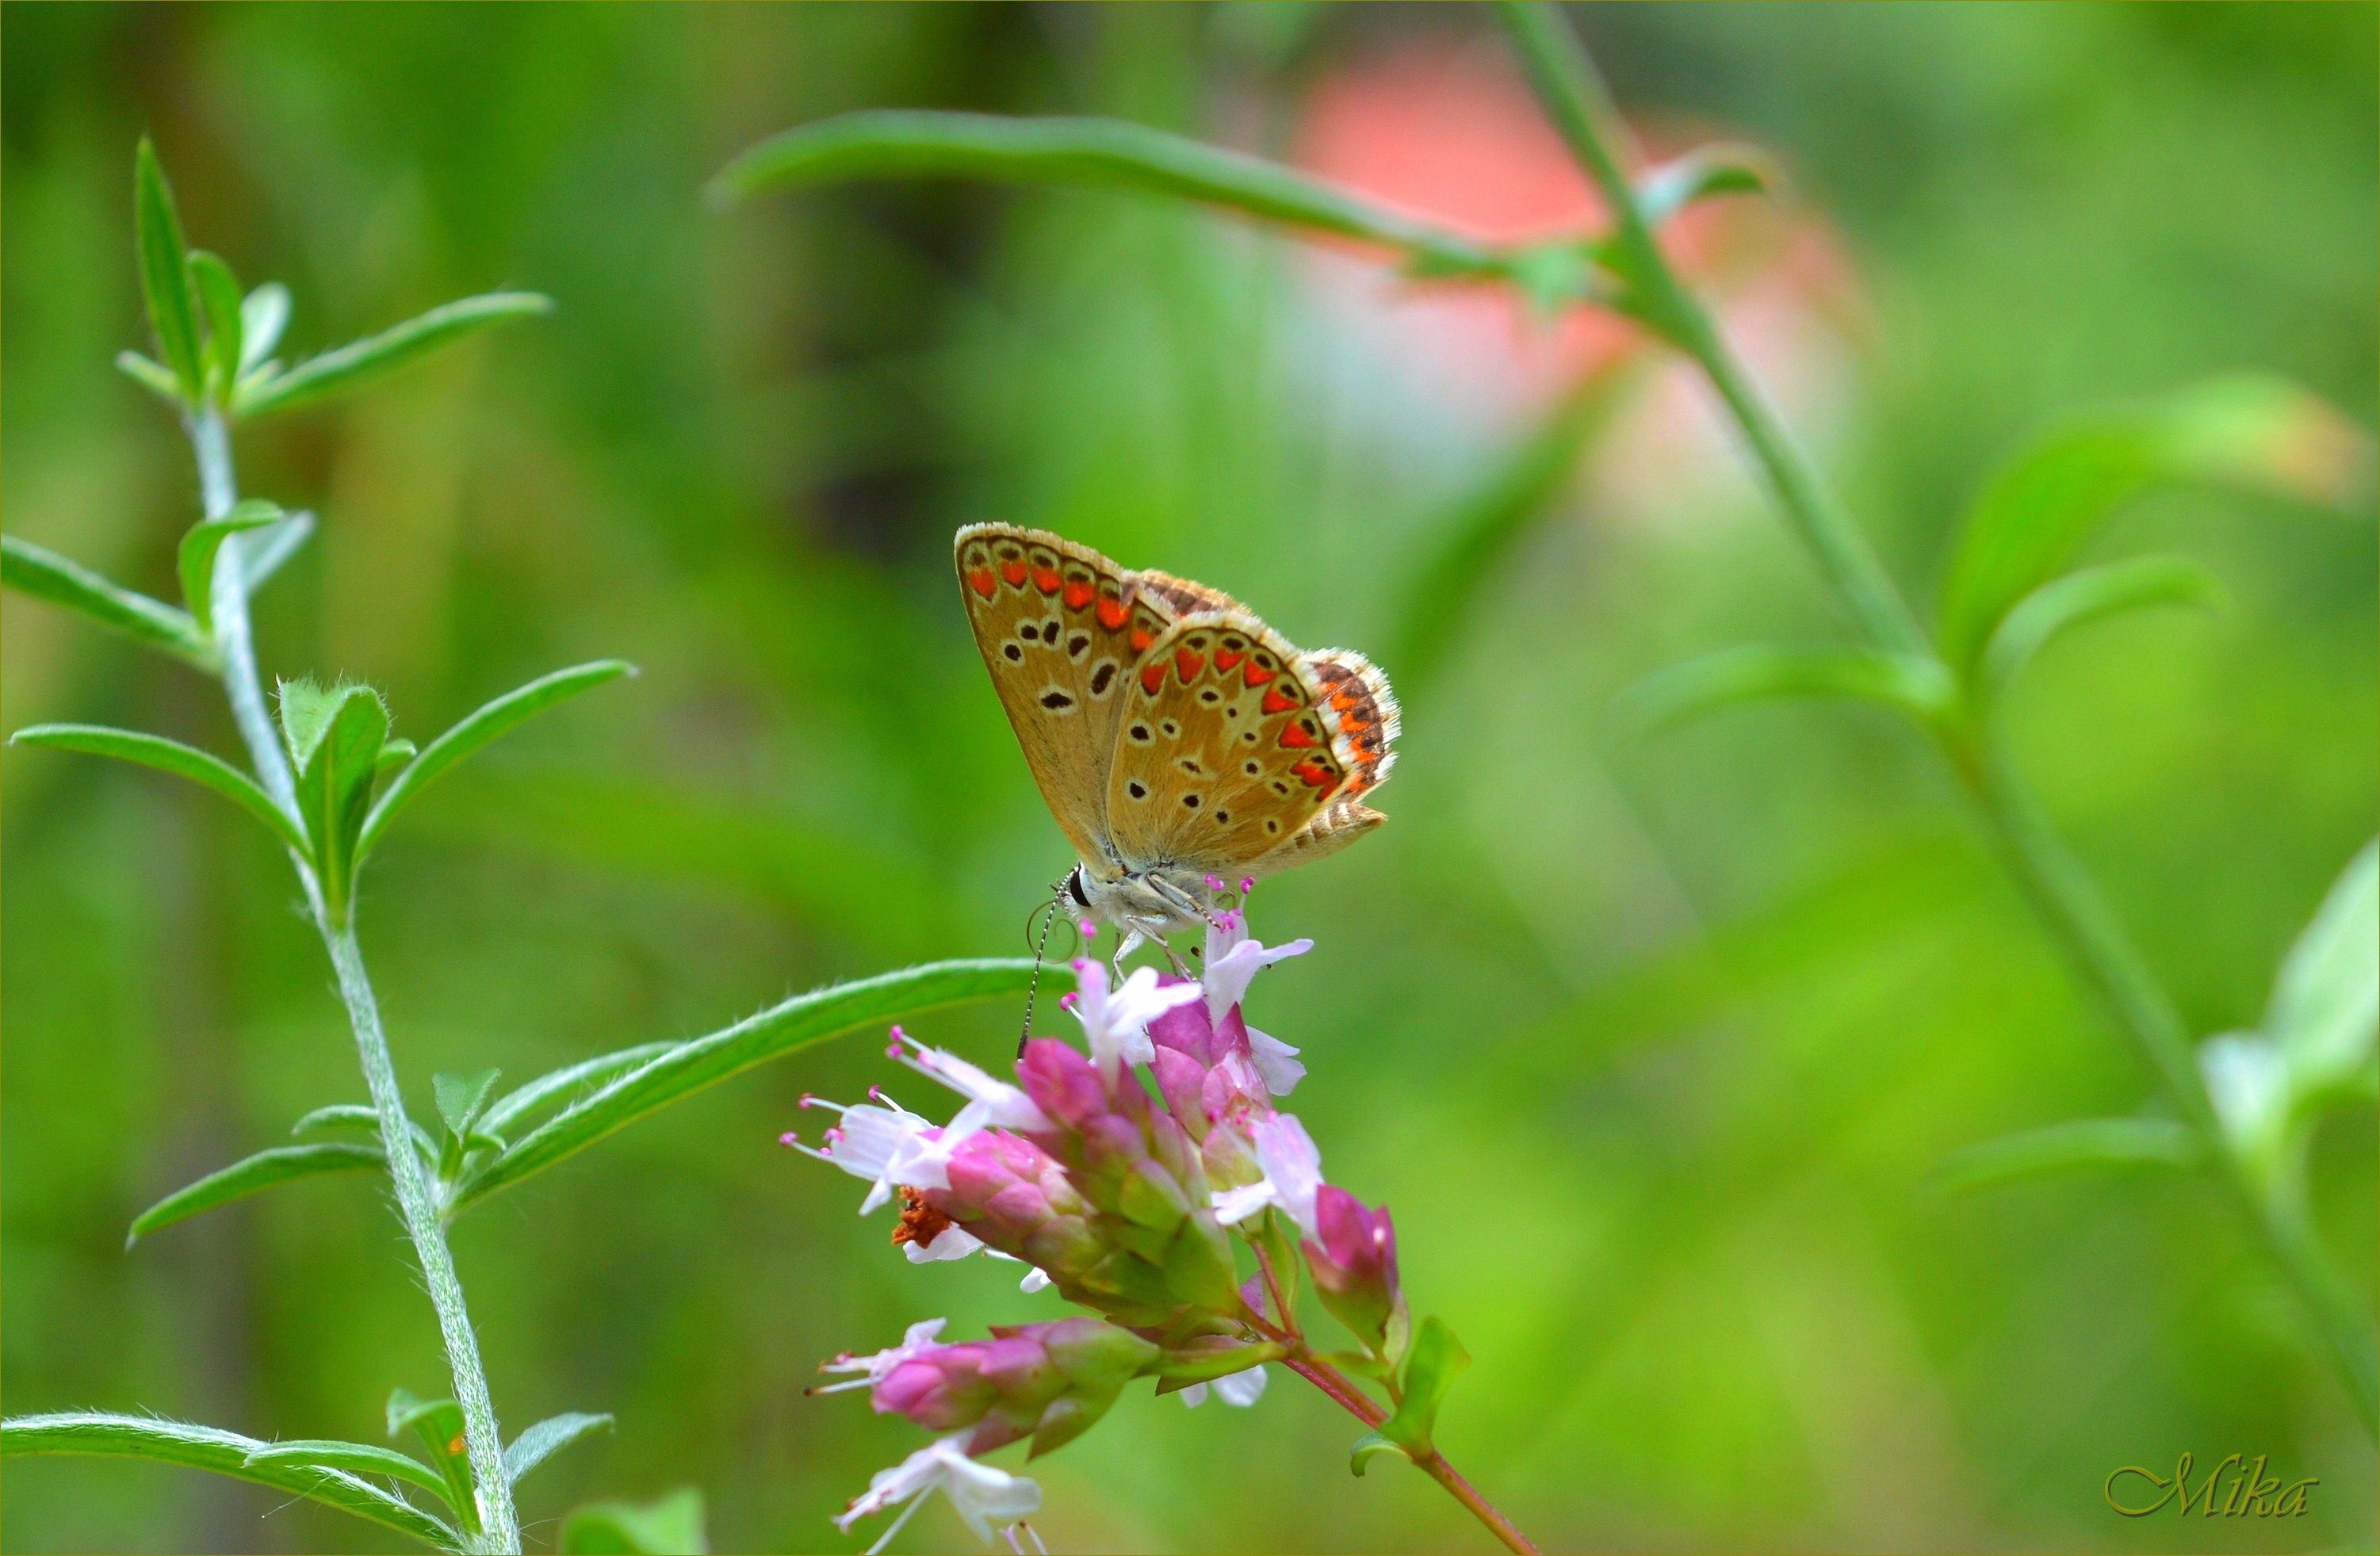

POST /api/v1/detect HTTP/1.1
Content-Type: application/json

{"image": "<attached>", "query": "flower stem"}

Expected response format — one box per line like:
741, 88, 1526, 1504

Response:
185, 409, 523, 1551
1493, 0, 2378, 1436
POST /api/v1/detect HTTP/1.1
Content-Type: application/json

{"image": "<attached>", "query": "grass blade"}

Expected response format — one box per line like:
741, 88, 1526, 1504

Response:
243, 1439, 460, 1512
712, 110, 1502, 277
232, 292, 553, 420
2, 1413, 465, 1551
10, 723, 308, 856
127, 1141, 383, 1245
450, 959, 1049, 1214
356, 659, 634, 865
135, 140, 204, 400
503, 1412, 614, 1485
3, 534, 212, 667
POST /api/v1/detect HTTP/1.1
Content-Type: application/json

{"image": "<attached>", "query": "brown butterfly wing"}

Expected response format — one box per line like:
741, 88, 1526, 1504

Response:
955, 524, 1175, 863
1103, 610, 1395, 876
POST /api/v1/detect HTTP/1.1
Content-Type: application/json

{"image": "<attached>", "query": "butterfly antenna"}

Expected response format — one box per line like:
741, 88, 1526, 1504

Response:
1019, 893, 1062, 1057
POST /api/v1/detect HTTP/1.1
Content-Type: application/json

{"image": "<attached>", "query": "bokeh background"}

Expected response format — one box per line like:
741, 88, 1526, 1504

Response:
5, 3, 2375, 1552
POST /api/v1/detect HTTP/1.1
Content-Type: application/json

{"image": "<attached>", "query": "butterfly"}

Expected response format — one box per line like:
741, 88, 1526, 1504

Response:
956, 523, 1399, 950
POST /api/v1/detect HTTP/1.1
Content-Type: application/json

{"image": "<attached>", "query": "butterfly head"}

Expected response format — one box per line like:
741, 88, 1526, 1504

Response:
1068, 858, 1219, 942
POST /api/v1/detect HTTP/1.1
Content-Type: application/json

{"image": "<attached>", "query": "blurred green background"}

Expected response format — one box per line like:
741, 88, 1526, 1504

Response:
5, 3, 2374, 1551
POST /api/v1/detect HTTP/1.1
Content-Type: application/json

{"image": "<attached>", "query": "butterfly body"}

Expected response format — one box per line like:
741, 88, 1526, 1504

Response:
956, 524, 1399, 941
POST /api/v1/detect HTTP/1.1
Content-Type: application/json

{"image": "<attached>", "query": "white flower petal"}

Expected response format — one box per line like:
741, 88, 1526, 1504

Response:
1019, 1267, 1053, 1294
1213, 1364, 1268, 1407
1177, 1382, 1210, 1409
1249, 1114, 1324, 1238
1203, 936, 1311, 1023
1209, 1181, 1276, 1225
904, 1225, 986, 1264
1245, 1026, 1305, 1097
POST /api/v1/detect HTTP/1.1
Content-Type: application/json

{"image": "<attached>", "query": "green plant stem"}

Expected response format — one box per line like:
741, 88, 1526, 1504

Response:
1494, 0, 2378, 1434
185, 410, 524, 1550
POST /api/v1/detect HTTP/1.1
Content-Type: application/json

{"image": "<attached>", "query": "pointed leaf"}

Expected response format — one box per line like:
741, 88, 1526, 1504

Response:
1373, 1317, 1470, 1459
1636, 143, 1774, 226
135, 140, 204, 400
478, 1042, 675, 1137
178, 499, 285, 637
292, 1103, 383, 1136
434, 1069, 503, 1138
242, 508, 316, 591
242, 1439, 459, 1512
114, 349, 184, 403
357, 660, 635, 863
239, 281, 291, 374
128, 1141, 381, 1245
2, 1412, 465, 1551
3, 534, 212, 666
9, 723, 306, 855
1932, 1117, 2202, 1195
1609, 645, 1953, 738
275, 675, 340, 770
710, 111, 1502, 279
2269, 839, 2379, 1096
232, 292, 553, 420
285, 682, 389, 914
1938, 374, 2376, 676
387, 1389, 477, 1534
503, 1412, 614, 1485
450, 959, 1048, 1214
1349, 1429, 1406, 1477
561, 1488, 709, 1556
187, 249, 243, 399
1981, 554, 2225, 695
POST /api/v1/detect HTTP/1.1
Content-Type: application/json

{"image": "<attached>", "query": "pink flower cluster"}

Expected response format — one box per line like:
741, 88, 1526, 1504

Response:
785, 908, 1406, 1550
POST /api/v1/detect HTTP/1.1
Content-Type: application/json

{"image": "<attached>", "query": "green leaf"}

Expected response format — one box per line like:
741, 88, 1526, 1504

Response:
1981, 554, 2225, 696
377, 738, 419, 779
187, 249, 243, 400
2, 1412, 464, 1551
1376, 1316, 1470, 1460
8, 723, 307, 855
450, 959, 1048, 1215
561, 1488, 709, 1556
1349, 1430, 1406, 1477
242, 1439, 459, 1512
239, 281, 290, 374
177, 499, 285, 637
292, 1103, 382, 1136
387, 1389, 478, 1535
281, 680, 390, 916
478, 1042, 676, 1137
2, 533, 212, 667
128, 1141, 382, 1245
711, 110, 1502, 278
2268, 839, 2379, 1097
135, 140, 204, 400
115, 349, 185, 403
503, 1412, 614, 1485
356, 659, 634, 864
433, 1069, 503, 1138
1609, 645, 1954, 738
1636, 143, 1773, 226
1931, 1117, 2202, 1195
1937, 374, 2377, 677
242, 509, 316, 591
232, 292, 553, 420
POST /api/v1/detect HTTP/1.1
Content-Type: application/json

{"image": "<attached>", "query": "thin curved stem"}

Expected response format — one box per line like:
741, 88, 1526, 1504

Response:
184, 411, 523, 1550
1494, 0, 2378, 1436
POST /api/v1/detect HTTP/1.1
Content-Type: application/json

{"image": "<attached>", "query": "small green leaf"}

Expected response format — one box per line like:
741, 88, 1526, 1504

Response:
710, 110, 1502, 279
128, 1141, 382, 1245
387, 1389, 477, 1535
451, 960, 1050, 1215
503, 1412, 614, 1485
187, 249, 244, 400
434, 1069, 503, 1137
242, 1439, 458, 1512
1376, 1316, 1470, 1460
478, 1042, 675, 1137
561, 1488, 710, 1556
1609, 645, 1954, 738
1154, 1339, 1286, 1390
292, 1103, 382, 1136
1981, 554, 2225, 696
1636, 143, 1773, 226
9, 723, 306, 855
376, 738, 419, 778
356, 659, 635, 864
242, 508, 316, 591
275, 675, 341, 770
233, 292, 553, 420
114, 349, 185, 403
1349, 1429, 1406, 1477
239, 281, 291, 374
3, 1413, 464, 1551
1937, 374, 2376, 677
2, 534, 212, 667
135, 140, 204, 400
2268, 839, 2379, 1098
282, 680, 390, 916
178, 499, 285, 637
1931, 1117, 2202, 1195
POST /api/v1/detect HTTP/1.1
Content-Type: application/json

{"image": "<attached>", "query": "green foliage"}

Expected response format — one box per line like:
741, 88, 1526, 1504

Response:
388, 1388, 480, 1537
231, 292, 554, 419
561, 1488, 710, 1555
1349, 1317, 1471, 1474
1933, 1117, 2202, 1195
1, 1413, 465, 1551
126, 1140, 384, 1245
277, 676, 392, 917
8, 722, 307, 854
503, 1412, 614, 1486
1609, 645, 1954, 736
1980, 554, 2225, 698
2268, 839, 2379, 1099
1633, 144, 1772, 227
239, 281, 291, 374
1, 534, 212, 667
241, 1438, 461, 1512
186, 250, 245, 400
133, 139, 204, 401
176, 499, 285, 637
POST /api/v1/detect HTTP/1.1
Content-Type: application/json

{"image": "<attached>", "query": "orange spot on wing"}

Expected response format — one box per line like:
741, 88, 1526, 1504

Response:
1262, 686, 1297, 715
1242, 662, 1276, 686
1096, 596, 1130, 630
1214, 648, 1244, 671
1131, 629, 1154, 653
966, 568, 998, 600
1292, 759, 1335, 789
1031, 565, 1061, 594
1175, 648, 1206, 684
1140, 662, 1169, 695
1279, 722, 1317, 749
1000, 560, 1028, 587
1064, 579, 1095, 610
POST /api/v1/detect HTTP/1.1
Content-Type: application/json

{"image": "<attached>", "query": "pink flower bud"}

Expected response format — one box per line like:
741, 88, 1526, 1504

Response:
1303, 1186, 1400, 1349
867, 1318, 1158, 1457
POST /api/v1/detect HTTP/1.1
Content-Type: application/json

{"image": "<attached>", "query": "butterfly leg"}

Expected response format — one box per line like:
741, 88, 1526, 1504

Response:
1113, 931, 1147, 978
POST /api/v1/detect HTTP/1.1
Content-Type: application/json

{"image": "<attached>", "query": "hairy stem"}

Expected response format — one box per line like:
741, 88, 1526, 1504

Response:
1495, 0, 2378, 1433
185, 411, 523, 1550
